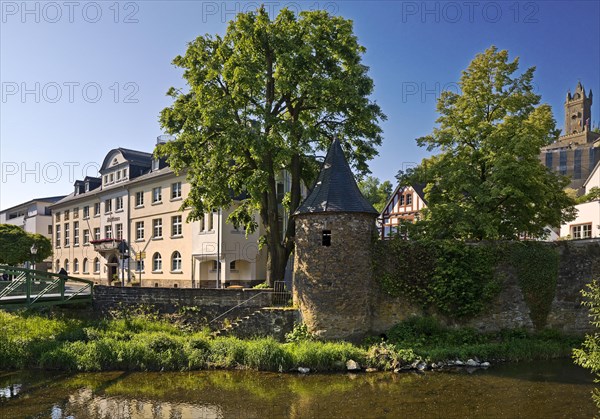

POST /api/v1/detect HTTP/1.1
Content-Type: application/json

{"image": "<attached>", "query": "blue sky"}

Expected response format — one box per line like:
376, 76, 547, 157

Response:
1, 0, 599, 209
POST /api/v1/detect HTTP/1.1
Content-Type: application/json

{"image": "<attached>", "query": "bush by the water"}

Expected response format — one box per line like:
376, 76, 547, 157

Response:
0, 311, 580, 373
383, 316, 580, 362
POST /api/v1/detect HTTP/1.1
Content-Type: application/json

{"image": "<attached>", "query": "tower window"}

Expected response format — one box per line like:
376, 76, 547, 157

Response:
322, 229, 331, 247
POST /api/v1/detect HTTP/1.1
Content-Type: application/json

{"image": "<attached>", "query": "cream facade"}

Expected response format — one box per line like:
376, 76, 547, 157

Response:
50, 145, 268, 288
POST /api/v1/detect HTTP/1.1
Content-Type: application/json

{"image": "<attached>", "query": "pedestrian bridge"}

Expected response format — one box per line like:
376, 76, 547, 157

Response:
0, 265, 93, 309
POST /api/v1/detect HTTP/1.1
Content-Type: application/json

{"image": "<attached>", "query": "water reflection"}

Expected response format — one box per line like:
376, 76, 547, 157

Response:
0, 360, 596, 418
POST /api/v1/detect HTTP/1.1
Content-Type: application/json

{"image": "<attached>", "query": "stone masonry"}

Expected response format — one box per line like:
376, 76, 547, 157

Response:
293, 212, 377, 341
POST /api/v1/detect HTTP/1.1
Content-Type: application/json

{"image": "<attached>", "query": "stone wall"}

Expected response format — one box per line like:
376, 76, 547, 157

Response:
216, 308, 299, 341
93, 286, 275, 325
293, 212, 378, 341
370, 240, 600, 335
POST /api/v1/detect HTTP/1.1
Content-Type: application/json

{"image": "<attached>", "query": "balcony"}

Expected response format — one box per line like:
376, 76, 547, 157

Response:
90, 238, 124, 254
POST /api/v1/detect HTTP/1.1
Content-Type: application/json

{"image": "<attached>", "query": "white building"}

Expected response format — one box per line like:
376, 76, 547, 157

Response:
560, 161, 600, 239
0, 196, 65, 270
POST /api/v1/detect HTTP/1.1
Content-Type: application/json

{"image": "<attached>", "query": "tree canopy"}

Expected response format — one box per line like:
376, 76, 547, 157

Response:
157, 8, 385, 283
408, 46, 576, 240
0, 224, 52, 266
358, 176, 393, 212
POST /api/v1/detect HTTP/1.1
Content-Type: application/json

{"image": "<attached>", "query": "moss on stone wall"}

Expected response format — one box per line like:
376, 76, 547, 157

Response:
373, 239, 559, 324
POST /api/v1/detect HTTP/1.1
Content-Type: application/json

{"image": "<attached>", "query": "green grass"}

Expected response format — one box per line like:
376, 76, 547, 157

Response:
380, 316, 581, 362
0, 310, 582, 372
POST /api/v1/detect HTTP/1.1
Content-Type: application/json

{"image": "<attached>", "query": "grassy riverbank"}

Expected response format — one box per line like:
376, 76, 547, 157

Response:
0, 310, 581, 373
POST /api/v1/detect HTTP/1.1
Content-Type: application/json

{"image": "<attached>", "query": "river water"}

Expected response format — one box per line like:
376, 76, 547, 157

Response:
0, 360, 596, 418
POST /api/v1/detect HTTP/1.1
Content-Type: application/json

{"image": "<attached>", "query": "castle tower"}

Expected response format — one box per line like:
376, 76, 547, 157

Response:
564, 81, 593, 136
292, 138, 379, 341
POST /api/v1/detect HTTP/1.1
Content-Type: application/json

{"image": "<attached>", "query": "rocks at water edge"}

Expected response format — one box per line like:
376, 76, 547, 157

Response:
346, 360, 361, 372
298, 367, 310, 374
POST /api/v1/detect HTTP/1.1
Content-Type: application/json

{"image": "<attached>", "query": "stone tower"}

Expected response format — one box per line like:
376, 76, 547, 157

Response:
292, 138, 379, 341
565, 81, 593, 136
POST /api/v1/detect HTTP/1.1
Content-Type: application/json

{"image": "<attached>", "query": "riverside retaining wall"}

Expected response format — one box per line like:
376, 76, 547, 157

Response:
370, 240, 600, 335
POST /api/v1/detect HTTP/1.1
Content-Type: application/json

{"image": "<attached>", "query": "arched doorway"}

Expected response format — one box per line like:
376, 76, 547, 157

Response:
107, 255, 119, 283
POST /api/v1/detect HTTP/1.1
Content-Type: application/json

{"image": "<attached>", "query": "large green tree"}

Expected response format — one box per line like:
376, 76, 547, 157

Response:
409, 46, 575, 240
358, 176, 393, 212
0, 224, 52, 266
157, 8, 385, 284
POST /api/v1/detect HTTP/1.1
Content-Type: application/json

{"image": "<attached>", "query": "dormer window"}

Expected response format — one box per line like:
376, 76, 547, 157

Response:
85, 182, 90, 192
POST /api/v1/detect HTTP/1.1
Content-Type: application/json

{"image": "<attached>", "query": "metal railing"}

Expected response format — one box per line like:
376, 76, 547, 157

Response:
209, 281, 292, 325
0, 265, 94, 308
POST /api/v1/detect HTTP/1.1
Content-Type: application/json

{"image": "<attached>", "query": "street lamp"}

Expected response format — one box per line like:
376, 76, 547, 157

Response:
30, 243, 38, 270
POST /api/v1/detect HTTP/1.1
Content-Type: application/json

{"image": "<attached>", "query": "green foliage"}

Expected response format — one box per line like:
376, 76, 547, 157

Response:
574, 279, 600, 408
408, 46, 576, 240
0, 224, 52, 265
509, 242, 559, 329
384, 317, 579, 363
374, 239, 559, 323
365, 342, 417, 371
576, 187, 600, 204
357, 176, 393, 212
253, 282, 271, 289
156, 7, 385, 284
373, 238, 502, 318
285, 323, 315, 343
290, 341, 365, 371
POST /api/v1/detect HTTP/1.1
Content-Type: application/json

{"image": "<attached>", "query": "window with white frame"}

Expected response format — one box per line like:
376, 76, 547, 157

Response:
171, 251, 182, 271
55, 212, 61, 222
135, 191, 144, 207
64, 210, 70, 221
94, 228, 100, 241
116, 196, 123, 211
73, 207, 79, 219
105, 225, 113, 239
105, 199, 112, 213
136, 221, 144, 240
572, 224, 592, 239
64, 259, 69, 273
116, 223, 123, 240
152, 253, 162, 272
136, 260, 144, 272
152, 187, 162, 203
64, 223, 70, 246
171, 182, 182, 199
74, 258, 79, 273
83, 229, 90, 244
83, 206, 89, 218
172, 215, 182, 236
55, 225, 61, 247
94, 258, 100, 273
83, 258, 88, 273
153, 218, 163, 238
73, 221, 79, 245
94, 203, 100, 216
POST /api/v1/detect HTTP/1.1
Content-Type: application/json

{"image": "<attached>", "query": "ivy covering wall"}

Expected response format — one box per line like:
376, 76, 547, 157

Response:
373, 238, 559, 325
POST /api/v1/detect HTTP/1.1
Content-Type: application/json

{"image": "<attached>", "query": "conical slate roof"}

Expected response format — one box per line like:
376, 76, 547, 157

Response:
294, 139, 379, 216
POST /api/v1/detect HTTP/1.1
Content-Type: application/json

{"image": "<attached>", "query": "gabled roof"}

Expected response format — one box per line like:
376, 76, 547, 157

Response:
380, 182, 428, 216
294, 139, 378, 216
583, 160, 600, 189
